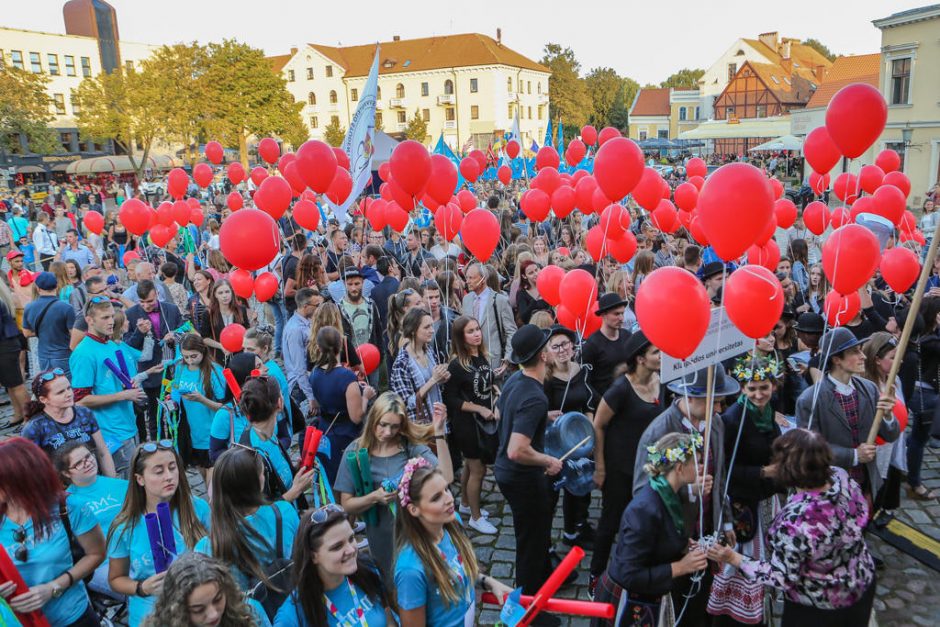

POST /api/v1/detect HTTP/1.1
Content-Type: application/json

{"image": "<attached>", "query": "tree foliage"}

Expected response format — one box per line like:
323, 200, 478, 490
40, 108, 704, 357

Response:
585, 67, 639, 131
323, 117, 346, 147
660, 68, 705, 89
802, 38, 837, 62
0, 67, 59, 154
540, 43, 592, 137
405, 109, 428, 142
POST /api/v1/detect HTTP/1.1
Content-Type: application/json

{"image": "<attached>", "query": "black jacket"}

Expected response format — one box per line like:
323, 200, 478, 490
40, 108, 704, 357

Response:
431, 307, 457, 365
124, 301, 184, 388
721, 401, 783, 504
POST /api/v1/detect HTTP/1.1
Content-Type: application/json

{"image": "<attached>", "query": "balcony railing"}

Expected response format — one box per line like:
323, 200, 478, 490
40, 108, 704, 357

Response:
389, 97, 407, 108
437, 94, 456, 105
443, 120, 457, 130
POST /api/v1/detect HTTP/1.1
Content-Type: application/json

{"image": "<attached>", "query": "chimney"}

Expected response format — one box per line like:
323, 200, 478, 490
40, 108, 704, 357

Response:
290, 47, 298, 56
758, 31, 779, 51
780, 40, 791, 59
496, 28, 502, 45
393, 35, 400, 42
814, 65, 827, 83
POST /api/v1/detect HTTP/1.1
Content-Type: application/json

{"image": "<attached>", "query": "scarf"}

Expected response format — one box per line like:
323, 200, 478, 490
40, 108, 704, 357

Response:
650, 475, 685, 535
738, 395, 774, 433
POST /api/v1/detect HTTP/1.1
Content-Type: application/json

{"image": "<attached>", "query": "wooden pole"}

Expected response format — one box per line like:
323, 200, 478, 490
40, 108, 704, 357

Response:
701, 364, 716, 467
866, 218, 940, 444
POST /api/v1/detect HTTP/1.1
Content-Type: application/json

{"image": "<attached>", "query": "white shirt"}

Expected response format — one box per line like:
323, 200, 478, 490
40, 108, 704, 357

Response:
33, 223, 59, 256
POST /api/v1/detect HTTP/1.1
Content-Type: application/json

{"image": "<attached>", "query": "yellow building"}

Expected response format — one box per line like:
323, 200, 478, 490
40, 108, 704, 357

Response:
627, 87, 701, 141
269, 32, 551, 149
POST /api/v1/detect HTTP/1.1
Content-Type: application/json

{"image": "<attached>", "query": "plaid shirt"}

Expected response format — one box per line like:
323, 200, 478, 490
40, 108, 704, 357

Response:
834, 389, 866, 487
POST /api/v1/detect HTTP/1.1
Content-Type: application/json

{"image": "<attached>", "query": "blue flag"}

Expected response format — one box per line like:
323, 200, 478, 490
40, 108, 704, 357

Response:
556, 120, 564, 155
544, 118, 553, 149
434, 134, 465, 192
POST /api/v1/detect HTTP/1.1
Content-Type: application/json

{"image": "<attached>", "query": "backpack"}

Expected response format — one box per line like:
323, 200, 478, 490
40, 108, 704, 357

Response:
237, 428, 307, 510
246, 504, 292, 621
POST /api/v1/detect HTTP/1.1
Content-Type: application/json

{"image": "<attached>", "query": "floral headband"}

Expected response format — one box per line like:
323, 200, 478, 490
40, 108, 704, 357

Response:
732, 357, 781, 383
646, 432, 704, 469
398, 457, 432, 507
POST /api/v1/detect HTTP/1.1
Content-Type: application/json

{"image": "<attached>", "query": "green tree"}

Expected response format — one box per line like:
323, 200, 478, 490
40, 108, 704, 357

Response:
374, 113, 384, 133
0, 67, 59, 154
201, 39, 304, 167
660, 68, 705, 89
323, 117, 346, 147
608, 85, 631, 132
404, 109, 428, 142
540, 43, 592, 136
585, 68, 639, 130
281, 115, 309, 151
802, 38, 837, 62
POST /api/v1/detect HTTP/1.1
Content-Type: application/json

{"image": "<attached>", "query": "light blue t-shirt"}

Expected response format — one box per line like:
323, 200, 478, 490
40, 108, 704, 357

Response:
247, 428, 294, 493
69, 337, 138, 453
394, 530, 474, 627
0, 495, 98, 626
194, 500, 299, 590
107, 497, 211, 626
209, 404, 249, 444
274, 583, 389, 627
175, 363, 225, 450
266, 359, 293, 428
66, 475, 129, 534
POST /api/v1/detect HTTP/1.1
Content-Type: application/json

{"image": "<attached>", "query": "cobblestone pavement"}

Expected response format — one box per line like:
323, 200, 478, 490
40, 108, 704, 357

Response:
3, 398, 940, 626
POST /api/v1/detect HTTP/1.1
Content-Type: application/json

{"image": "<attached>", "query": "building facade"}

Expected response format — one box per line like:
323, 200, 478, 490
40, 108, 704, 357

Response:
269, 33, 551, 150
627, 87, 702, 144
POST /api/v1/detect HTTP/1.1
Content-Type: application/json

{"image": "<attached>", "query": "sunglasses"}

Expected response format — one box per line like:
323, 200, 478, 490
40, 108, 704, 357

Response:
140, 439, 175, 454
39, 368, 65, 381
310, 503, 344, 525
13, 527, 27, 562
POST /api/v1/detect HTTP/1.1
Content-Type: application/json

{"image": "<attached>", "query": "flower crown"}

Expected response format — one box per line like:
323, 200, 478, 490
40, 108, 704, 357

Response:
732, 357, 782, 383
646, 432, 704, 468
398, 457, 432, 507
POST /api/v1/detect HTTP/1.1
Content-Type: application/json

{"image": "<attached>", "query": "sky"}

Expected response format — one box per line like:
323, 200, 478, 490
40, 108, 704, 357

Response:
0, 0, 926, 84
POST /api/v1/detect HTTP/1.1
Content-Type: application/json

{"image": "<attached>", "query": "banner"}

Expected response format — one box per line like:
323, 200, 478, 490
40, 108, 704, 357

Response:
659, 307, 755, 383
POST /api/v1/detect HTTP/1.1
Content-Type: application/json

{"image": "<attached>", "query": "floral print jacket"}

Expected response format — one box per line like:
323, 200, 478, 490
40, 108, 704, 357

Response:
739, 466, 874, 609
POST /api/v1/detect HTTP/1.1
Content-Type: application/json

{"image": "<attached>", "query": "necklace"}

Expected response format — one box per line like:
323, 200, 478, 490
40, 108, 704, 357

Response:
324, 578, 370, 626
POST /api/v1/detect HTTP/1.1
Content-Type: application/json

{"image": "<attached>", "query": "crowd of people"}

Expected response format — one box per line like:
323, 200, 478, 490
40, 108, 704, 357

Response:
0, 163, 936, 627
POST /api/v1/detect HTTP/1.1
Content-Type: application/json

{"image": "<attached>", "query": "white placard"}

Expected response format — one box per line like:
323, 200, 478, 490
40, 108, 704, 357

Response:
659, 306, 756, 383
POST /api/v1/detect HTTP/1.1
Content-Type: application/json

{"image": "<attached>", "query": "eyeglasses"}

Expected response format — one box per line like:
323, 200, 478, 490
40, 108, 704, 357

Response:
39, 368, 65, 381
140, 439, 175, 453
549, 340, 573, 352
310, 503, 344, 525
13, 527, 28, 562
69, 451, 95, 471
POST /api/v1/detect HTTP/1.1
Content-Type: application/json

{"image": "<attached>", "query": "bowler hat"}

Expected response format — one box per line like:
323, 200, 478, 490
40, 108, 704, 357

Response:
667, 363, 741, 398
509, 324, 551, 365
701, 261, 724, 281
794, 312, 825, 334
595, 292, 629, 315
624, 330, 651, 362
818, 327, 867, 370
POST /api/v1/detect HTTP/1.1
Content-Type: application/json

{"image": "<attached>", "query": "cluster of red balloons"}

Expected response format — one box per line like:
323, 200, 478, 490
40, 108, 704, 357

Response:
229, 269, 279, 303
537, 268, 601, 336
118, 197, 203, 246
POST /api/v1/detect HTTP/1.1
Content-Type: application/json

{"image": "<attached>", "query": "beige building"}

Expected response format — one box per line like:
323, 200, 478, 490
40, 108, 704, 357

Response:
269, 32, 551, 149
627, 87, 701, 141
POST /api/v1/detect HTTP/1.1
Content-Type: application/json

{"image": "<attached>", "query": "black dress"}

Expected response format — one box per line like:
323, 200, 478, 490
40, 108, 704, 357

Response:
443, 355, 495, 462
517, 288, 553, 325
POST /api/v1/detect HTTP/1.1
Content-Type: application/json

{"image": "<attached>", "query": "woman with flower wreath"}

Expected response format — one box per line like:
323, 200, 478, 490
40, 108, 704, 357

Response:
591, 432, 708, 627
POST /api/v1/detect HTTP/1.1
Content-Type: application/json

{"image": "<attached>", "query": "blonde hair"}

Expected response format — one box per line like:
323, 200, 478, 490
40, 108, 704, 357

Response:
528, 310, 555, 330
642, 432, 697, 478
357, 392, 432, 452
308, 302, 344, 363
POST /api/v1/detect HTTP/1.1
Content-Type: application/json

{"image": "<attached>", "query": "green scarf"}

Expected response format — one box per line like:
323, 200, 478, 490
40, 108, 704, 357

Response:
738, 395, 774, 433
650, 475, 685, 535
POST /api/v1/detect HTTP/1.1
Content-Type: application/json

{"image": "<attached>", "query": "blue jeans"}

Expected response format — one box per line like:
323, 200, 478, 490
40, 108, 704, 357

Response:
269, 299, 287, 357
40, 355, 72, 378
907, 386, 936, 487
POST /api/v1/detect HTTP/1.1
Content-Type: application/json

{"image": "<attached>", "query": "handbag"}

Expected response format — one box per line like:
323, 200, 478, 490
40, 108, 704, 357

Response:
706, 564, 765, 624
474, 415, 499, 465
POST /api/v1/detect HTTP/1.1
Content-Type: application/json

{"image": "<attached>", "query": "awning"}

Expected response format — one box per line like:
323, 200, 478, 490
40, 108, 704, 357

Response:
16, 165, 45, 174
678, 117, 791, 140
748, 134, 803, 152
50, 163, 72, 172
66, 154, 181, 175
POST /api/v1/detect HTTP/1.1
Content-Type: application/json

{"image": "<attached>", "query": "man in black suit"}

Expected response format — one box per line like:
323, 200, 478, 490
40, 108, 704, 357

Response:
371, 255, 400, 333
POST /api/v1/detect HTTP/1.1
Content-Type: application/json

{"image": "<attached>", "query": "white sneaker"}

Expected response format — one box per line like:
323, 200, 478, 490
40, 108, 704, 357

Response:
459, 504, 490, 518
468, 516, 498, 535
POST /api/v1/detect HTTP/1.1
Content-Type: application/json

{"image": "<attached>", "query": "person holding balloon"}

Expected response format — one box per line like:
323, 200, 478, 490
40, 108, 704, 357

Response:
198, 279, 252, 362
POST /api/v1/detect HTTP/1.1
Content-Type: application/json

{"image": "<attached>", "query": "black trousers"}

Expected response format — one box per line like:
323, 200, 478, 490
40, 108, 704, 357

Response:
781, 576, 875, 627
591, 471, 634, 575
135, 387, 160, 442
497, 473, 555, 594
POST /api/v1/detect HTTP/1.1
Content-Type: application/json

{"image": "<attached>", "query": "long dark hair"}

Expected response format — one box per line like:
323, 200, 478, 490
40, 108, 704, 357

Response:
450, 315, 488, 369
208, 279, 247, 334
239, 376, 281, 424
179, 333, 219, 401
314, 326, 342, 372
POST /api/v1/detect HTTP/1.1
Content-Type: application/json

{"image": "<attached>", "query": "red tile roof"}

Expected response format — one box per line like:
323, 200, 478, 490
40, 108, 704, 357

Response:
805, 53, 881, 109
268, 54, 291, 73
631, 88, 671, 117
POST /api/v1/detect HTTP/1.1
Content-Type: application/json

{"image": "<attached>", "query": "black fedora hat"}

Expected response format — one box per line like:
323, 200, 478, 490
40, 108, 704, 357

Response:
701, 261, 724, 281
667, 363, 741, 398
595, 292, 629, 315
794, 312, 825, 334
547, 324, 578, 343
624, 330, 651, 362
508, 324, 552, 365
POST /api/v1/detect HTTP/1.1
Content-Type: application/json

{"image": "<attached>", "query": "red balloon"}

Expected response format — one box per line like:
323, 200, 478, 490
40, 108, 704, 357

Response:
880, 247, 920, 293
521, 189, 551, 222
849, 196, 876, 223
506, 140, 520, 159
878, 399, 908, 445
390, 140, 431, 196
253, 272, 278, 302
258, 138, 280, 164
426, 155, 459, 205
560, 269, 599, 319
822, 224, 880, 294
631, 167, 665, 211
769, 178, 784, 200
250, 166, 269, 187
803, 127, 841, 174
186, 197, 200, 209
591, 187, 611, 215
564, 139, 587, 167
459, 157, 481, 183
883, 171, 911, 198
747, 239, 781, 271
230, 268, 254, 299
326, 168, 353, 206
859, 165, 885, 195
833, 172, 858, 204
281, 162, 306, 196
332, 148, 350, 171
296, 140, 338, 193
279, 152, 296, 171
900, 210, 917, 233
803, 200, 830, 235
900, 229, 926, 246
608, 230, 638, 264
226, 162, 246, 186
155, 202, 174, 227
536, 146, 560, 171
365, 199, 388, 231
190, 208, 204, 227
356, 343, 381, 376
830, 207, 852, 229
293, 199, 321, 231
167, 168, 189, 200
193, 163, 213, 189
254, 176, 292, 220
220, 324, 247, 353
650, 200, 678, 234
872, 184, 907, 225
574, 176, 598, 214
378, 162, 391, 182
597, 127, 622, 146
219, 209, 280, 271
205, 141, 224, 165
685, 157, 707, 179
756, 213, 777, 246
434, 202, 463, 241
469, 150, 487, 174
594, 138, 644, 202
532, 167, 561, 196
809, 171, 830, 195
551, 186, 576, 219
636, 267, 711, 359
119, 199, 152, 236
774, 198, 798, 229
227, 192, 243, 211
122, 250, 140, 266
149, 224, 175, 248
460, 209, 499, 261
497, 165, 512, 185
826, 83, 887, 159
674, 182, 698, 212
824, 290, 861, 327
724, 265, 785, 339
876, 149, 901, 174
585, 225, 607, 262
384, 202, 409, 232
172, 200, 190, 226
84, 210, 104, 235
456, 189, 477, 214
537, 265, 565, 306
697, 163, 775, 261
688, 175, 705, 191
580, 125, 598, 146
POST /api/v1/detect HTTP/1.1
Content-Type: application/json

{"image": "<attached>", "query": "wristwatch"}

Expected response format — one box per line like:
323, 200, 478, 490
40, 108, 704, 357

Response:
51, 584, 63, 599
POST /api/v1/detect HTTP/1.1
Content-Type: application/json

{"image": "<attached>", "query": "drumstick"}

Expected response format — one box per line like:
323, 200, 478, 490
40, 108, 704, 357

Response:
558, 435, 591, 463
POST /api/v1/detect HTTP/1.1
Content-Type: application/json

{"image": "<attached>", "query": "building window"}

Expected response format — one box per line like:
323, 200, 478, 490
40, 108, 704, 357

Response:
527, 81, 531, 94
10, 51, 23, 70
325, 65, 333, 77
421, 82, 429, 96
885, 141, 906, 171
53, 93, 66, 115
639, 130, 648, 140
518, 78, 522, 92
64, 55, 75, 76
308, 92, 316, 105
397, 110, 406, 124
29, 52, 42, 73
507, 77, 512, 92
311, 116, 318, 128
446, 108, 455, 121
658, 129, 669, 139
422, 109, 430, 122
60, 131, 73, 152
331, 115, 339, 125
538, 105, 544, 120
329, 90, 337, 104
470, 78, 478, 93
71, 90, 81, 114
287, 69, 295, 82
306, 67, 313, 80
727, 63, 736, 81
756, 104, 767, 117
538, 82, 542, 94
47, 54, 60, 75
508, 104, 513, 118
528, 106, 532, 119
695, 106, 700, 120
80, 56, 91, 77
351, 88, 358, 102
444, 80, 454, 95
376, 112, 383, 127
376, 85, 382, 99
471, 105, 479, 119
395, 83, 405, 98
891, 58, 911, 105
679, 107, 687, 121
726, 106, 735, 118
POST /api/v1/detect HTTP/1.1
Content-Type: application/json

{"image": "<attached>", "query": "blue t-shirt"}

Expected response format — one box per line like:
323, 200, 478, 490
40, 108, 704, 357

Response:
69, 337, 138, 453
107, 497, 211, 626
23, 296, 75, 361
0, 495, 98, 626
247, 429, 294, 493
174, 364, 225, 450
266, 359, 293, 427
394, 530, 474, 627
66, 475, 129, 534
194, 500, 299, 590
274, 583, 389, 627
309, 366, 357, 416
209, 404, 249, 444
21, 405, 100, 456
